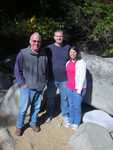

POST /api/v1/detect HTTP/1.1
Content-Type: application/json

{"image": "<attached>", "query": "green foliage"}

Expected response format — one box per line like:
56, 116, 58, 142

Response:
61, 0, 113, 56
81, 0, 113, 56
0, 15, 64, 41
1, 0, 113, 56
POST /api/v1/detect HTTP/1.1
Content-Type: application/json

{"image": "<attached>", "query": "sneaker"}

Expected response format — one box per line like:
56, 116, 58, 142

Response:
64, 122, 71, 128
15, 128, 22, 136
45, 117, 52, 123
71, 124, 78, 131
31, 125, 41, 132
63, 116, 69, 124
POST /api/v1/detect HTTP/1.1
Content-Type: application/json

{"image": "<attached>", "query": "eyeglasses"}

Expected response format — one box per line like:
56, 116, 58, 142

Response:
32, 40, 41, 43
55, 36, 64, 37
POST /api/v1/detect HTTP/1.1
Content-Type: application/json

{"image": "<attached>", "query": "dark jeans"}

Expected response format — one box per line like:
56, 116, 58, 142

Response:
46, 80, 69, 118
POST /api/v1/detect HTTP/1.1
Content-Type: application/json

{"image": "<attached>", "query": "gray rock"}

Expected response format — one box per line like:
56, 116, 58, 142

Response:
0, 127, 15, 150
0, 84, 20, 116
82, 53, 113, 115
69, 123, 113, 150
0, 72, 13, 89
83, 110, 113, 132
0, 84, 34, 117
1, 53, 113, 117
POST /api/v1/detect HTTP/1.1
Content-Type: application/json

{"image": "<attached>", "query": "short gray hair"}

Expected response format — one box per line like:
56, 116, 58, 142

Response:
29, 32, 41, 42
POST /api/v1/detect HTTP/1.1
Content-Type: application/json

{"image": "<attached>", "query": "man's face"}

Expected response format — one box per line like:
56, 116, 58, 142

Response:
30, 35, 41, 52
54, 32, 64, 44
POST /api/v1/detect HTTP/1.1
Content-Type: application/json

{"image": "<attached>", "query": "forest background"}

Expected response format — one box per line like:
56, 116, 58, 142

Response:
0, 0, 113, 57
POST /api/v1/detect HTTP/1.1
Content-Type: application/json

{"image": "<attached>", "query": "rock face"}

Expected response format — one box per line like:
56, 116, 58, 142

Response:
0, 128, 14, 150
0, 84, 20, 116
0, 53, 113, 117
83, 110, 113, 132
0, 53, 113, 150
0, 72, 13, 89
82, 53, 113, 115
69, 123, 113, 150
0, 54, 16, 89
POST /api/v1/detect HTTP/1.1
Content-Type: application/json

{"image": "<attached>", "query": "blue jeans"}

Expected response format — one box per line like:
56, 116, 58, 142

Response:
16, 88, 42, 128
66, 88, 83, 125
46, 80, 69, 118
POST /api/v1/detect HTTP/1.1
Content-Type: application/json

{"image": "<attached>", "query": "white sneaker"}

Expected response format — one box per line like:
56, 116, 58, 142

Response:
71, 124, 78, 131
45, 117, 52, 123
64, 122, 71, 128
63, 117, 69, 123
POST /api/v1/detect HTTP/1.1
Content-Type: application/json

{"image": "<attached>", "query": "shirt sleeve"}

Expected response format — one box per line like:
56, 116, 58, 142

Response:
76, 60, 86, 94
14, 51, 25, 85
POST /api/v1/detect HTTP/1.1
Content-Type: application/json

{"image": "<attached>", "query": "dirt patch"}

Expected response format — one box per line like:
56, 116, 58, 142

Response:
8, 116, 74, 150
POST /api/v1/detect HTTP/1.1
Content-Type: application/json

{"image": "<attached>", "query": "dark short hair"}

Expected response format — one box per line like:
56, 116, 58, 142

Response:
68, 46, 81, 60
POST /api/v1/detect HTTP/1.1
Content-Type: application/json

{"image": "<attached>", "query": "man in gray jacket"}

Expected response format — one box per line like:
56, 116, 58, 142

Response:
14, 32, 48, 136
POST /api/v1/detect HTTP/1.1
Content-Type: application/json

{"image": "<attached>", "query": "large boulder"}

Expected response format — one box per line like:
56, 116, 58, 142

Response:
82, 53, 113, 115
0, 84, 20, 116
83, 110, 113, 132
0, 72, 13, 89
1, 53, 113, 117
0, 127, 15, 150
69, 123, 113, 150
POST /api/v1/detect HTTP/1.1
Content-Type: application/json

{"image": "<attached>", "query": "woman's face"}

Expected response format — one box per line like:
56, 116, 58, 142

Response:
69, 49, 77, 60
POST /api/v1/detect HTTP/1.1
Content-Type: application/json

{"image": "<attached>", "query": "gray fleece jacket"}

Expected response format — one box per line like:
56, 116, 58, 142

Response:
14, 47, 48, 91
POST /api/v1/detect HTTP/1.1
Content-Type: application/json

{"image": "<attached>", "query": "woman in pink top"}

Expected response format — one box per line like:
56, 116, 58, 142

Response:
65, 47, 87, 130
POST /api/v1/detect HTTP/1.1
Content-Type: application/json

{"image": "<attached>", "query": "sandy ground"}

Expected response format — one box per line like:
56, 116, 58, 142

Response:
8, 114, 74, 150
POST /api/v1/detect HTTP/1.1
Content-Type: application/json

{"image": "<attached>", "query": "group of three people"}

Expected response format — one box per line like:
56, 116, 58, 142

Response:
14, 30, 87, 136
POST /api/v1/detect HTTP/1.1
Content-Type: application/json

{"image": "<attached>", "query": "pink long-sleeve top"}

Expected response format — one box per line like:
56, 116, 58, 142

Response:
66, 59, 87, 94
66, 60, 76, 90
